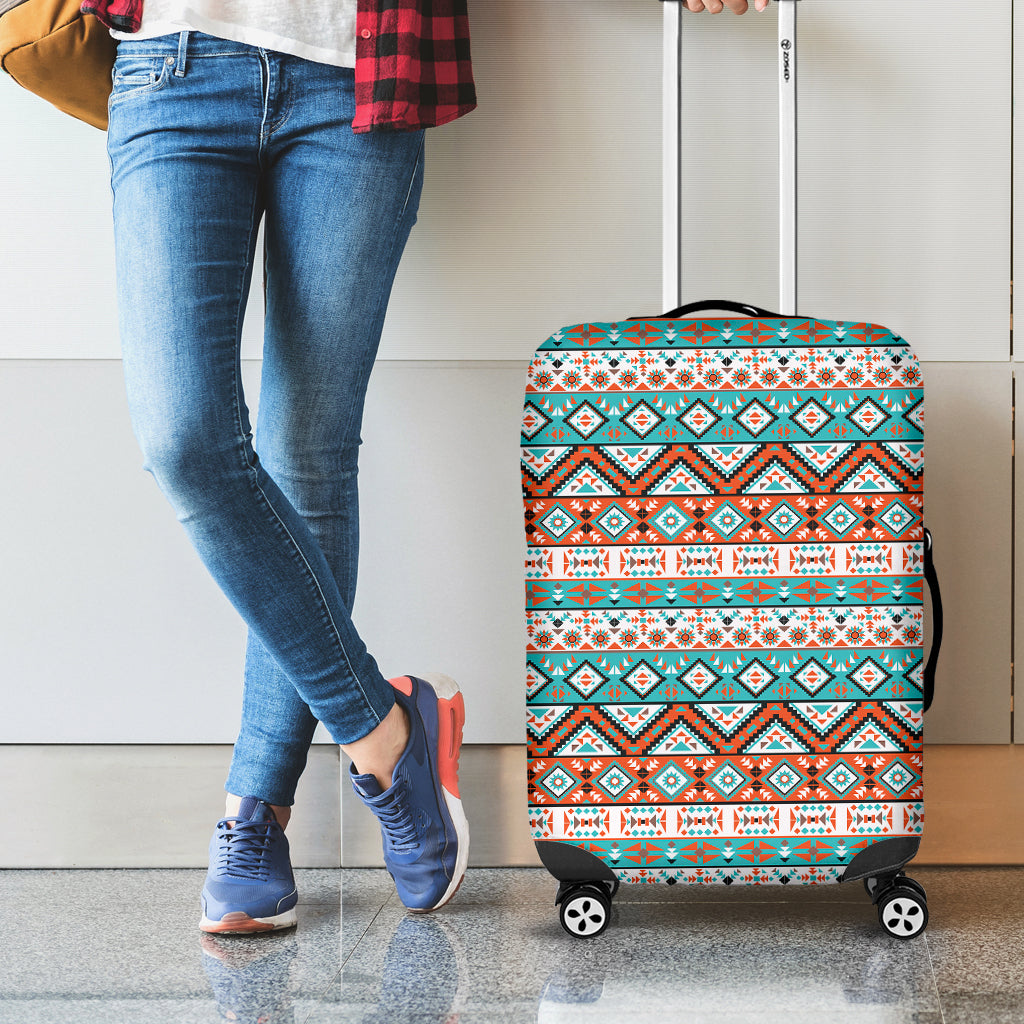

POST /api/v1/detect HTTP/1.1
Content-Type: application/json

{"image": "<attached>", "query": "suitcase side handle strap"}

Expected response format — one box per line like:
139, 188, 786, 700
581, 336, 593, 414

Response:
923, 528, 942, 713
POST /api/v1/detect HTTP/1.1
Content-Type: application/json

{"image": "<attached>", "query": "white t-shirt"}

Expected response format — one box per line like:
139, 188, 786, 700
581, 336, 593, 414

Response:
110, 1, 358, 69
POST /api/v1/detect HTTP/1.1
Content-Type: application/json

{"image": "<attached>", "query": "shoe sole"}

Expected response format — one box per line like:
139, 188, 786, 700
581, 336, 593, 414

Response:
415, 672, 471, 912
199, 907, 298, 934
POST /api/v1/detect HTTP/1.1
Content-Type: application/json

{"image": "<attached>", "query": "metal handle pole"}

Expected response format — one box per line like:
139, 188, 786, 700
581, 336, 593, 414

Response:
666, 1, 797, 316
662, 1, 682, 313
778, 0, 798, 316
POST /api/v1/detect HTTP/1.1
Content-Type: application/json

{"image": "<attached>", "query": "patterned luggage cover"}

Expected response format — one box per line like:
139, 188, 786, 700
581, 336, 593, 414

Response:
522, 316, 924, 885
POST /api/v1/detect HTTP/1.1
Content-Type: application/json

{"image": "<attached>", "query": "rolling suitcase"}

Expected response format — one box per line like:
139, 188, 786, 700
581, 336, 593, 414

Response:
521, 1, 942, 939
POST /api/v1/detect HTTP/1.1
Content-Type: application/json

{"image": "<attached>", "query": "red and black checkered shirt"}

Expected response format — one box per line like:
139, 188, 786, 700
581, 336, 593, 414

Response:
79, 0, 476, 133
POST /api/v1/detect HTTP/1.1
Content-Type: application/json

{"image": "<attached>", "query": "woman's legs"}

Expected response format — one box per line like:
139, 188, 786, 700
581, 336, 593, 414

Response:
109, 33, 465, 927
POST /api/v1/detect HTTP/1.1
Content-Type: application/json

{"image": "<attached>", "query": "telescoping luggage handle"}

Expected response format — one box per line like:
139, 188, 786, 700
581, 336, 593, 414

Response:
660, 0, 799, 317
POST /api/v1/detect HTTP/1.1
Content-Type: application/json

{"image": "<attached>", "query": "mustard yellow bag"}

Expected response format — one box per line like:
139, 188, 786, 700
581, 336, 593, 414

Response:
0, 0, 115, 129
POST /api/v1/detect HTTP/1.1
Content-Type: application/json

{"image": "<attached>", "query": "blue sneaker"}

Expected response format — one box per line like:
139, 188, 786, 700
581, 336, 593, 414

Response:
199, 796, 298, 934
350, 673, 470, 912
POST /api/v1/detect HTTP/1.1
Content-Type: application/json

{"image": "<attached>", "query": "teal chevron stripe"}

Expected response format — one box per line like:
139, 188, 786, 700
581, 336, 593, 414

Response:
524, 576, 924, 609
527, 649, 923, 705
527, 390, 923, 446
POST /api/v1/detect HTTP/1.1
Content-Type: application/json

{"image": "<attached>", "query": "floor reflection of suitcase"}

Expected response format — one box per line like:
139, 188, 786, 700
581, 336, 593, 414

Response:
520, 4, 941, 940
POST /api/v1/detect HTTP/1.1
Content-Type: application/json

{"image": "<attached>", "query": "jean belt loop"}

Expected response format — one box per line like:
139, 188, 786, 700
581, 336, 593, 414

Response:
174, 30, 189, 77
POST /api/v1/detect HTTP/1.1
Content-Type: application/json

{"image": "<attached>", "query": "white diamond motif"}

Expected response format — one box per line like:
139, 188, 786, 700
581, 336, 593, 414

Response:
540, 765, 578, 797
736, 399, 778, 437
566, 401, 608, 439
879, 760, 915, 795
521, 403, 552, 439
879, 501, 915, 536
565, 663, 609, 698
596, 504, 634, 539
767, 761, 804, 795
737, 659, 779, 695
622, 400, 665, 439
623, 662, 665, 697
681, 661, 722, 696
540, 506, 578, 539
792, 399, 834, 436
850, 658, 891, 695
708, 763, 747, 798
849, 398, 891, 435
679, 400, 721, 438
793, 659, 835, 696
823, 761, 861, 795
595, 765, 634, 798
651, 502, 690, 539
651, 761, 691, 798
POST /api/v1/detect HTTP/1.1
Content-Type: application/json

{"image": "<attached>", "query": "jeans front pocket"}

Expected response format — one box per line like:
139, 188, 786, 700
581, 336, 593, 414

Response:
109, 54, 174, 105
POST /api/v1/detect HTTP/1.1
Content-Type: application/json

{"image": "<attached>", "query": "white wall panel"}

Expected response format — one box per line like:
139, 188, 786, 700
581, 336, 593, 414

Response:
354, 362, 527, 741
0, 360, 528, 744
0, 84, 120, 359
0, 73, 268, 359
0, 0, 663, 742
674, 1, 1009, 361
379, 0, 663, 360
1017, 0, 1024, 742
0, 745, 341, 868
923, 362, 1012, 743
0, 361, 248, 742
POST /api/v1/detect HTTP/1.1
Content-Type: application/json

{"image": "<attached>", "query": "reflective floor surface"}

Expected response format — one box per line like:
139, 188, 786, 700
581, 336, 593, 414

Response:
0, 867, 1021, 1023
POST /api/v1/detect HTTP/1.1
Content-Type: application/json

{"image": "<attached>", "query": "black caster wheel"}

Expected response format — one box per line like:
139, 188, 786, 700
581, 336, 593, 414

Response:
897, 876, 927, 902
877, 886, 929, 939
865, 873, 926, 904
559, 885, 611, 938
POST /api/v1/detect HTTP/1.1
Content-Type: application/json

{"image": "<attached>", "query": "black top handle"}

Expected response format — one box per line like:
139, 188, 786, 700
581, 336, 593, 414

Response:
628, 299, 787, 321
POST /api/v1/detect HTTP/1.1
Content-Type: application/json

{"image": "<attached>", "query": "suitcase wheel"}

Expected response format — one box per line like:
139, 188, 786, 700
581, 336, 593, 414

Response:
876, 882, 929, 939
864, 873, 927, 902
557, 884, 611, 939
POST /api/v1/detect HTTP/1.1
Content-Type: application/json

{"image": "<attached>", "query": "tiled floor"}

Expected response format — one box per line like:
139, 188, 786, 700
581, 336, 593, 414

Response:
0, 867, 1021, 1023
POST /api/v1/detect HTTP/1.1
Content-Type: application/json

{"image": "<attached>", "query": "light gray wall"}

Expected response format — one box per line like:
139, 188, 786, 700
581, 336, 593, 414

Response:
0, 0, 1015, 765
0, 1, 663, 746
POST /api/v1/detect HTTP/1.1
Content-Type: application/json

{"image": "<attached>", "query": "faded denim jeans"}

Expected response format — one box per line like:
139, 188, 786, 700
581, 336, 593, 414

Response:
107, 30, 424, 804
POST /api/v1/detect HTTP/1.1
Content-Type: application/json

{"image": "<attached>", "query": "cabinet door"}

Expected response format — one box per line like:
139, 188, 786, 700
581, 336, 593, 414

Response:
672, 1, 1009, 363
924, 363, 1012, 743
380, 0, 664, 361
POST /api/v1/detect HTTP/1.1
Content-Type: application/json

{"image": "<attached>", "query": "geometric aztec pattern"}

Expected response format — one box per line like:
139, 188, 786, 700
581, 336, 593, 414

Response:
523, 316, 925, 885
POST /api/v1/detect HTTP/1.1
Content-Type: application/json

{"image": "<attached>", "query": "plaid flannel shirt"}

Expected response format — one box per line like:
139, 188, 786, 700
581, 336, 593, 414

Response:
80, 0, 476, 133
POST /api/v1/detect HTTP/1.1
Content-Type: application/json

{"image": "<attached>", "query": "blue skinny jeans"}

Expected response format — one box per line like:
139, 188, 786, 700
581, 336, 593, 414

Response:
107, 31, 424, 805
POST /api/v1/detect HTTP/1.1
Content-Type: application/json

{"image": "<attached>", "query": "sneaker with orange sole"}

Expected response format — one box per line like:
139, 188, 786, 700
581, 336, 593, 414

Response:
350, 673, 469, 911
